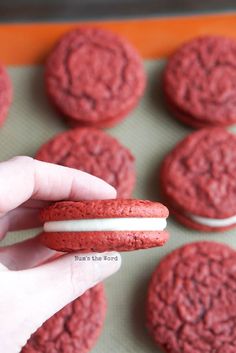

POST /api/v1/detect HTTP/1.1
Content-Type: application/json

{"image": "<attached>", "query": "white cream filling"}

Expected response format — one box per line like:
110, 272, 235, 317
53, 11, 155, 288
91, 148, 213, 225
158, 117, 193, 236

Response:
44, 217, 167, 232
188, 214, 236, 227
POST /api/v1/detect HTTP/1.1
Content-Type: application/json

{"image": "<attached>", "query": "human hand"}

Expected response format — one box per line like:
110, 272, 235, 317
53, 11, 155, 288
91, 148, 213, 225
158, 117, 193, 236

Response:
0, 156, 121, 353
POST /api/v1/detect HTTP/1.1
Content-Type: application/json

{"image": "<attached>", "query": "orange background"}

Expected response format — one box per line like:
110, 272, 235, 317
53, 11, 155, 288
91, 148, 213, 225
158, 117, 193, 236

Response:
1, 12, 236, 65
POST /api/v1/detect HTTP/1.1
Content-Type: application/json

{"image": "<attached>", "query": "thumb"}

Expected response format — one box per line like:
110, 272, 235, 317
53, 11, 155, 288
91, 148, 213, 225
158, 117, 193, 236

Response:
1, 251, 121, 353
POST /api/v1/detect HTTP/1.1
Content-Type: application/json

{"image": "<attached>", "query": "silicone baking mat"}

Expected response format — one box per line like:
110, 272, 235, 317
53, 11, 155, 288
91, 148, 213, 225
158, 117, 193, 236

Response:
1, 13, 236, 353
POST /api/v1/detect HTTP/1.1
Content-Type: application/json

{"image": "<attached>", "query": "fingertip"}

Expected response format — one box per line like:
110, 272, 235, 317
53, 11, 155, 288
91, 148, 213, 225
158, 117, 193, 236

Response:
78, 172, 117, 200
99, 183, 117, 200
110, 186, 117, 199
103, 251, 122, 272
67, 250, 121, 291
96, 251, 122, 280
91, 251, 122, 283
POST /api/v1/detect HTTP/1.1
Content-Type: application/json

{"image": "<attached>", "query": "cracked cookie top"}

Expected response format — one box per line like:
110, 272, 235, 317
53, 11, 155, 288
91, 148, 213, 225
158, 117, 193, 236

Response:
164, 36, 236, 127
36, 128, 135, 198
160, 128, 236, 218
45, 27, 146, 127
146, 241, 236, 353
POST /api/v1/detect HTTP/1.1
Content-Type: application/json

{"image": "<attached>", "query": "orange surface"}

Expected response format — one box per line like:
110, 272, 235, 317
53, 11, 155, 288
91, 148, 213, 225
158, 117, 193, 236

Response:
1, 12, 236, 65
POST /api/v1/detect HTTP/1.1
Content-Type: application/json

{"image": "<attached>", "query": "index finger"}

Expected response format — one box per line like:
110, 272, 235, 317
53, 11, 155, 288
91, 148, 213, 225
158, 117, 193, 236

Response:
0, 156, 116, 216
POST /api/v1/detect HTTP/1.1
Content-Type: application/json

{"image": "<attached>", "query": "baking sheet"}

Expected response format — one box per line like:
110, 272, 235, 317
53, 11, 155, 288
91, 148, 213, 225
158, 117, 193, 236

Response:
1, 60, 236, 353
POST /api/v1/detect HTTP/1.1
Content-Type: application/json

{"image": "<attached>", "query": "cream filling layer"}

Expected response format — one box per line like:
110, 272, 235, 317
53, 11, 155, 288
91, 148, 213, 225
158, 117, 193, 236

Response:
188, 214, 236, 227
44, 217, 167, 232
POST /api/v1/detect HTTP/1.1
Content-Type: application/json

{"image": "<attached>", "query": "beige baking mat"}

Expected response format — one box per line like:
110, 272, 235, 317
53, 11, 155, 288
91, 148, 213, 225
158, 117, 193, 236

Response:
1, 61, 236, 353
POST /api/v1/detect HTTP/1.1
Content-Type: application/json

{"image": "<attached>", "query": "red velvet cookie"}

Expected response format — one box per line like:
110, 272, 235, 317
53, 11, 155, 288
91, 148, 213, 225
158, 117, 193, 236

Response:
146, 242, 236, 353
39, 199, 169, 252
160, 128, 236, 231
36, 128, 135, 198
21, 284, 106, 353
0, 65, 12, 126
45, 27, 146, 128
164, 36, 236, 128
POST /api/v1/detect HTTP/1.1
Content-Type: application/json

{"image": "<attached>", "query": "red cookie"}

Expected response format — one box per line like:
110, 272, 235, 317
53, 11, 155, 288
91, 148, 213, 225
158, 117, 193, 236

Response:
36, 128, 135, 198
0, 65, 12, 126
39, 199, 169, 252
21, 284, 106, 353
160, 128, 236, 231
165, 96, 211, 129
146, 242, 236, 353
45, 27, 146, 128
164, 36, 236, 128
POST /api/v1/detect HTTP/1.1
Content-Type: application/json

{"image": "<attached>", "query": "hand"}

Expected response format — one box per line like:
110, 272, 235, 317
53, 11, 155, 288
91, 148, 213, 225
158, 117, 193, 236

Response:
0, 156, 121, 353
